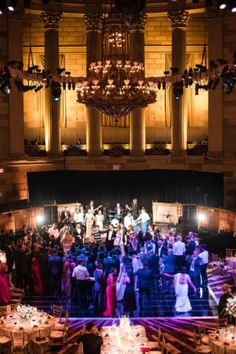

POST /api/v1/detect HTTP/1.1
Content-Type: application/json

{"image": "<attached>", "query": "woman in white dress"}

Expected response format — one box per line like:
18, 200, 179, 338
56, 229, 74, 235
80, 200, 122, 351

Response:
85, 209, 95, 241
116, 264, 127, 302
94, 209, 104, 231
164, 266, 196, 313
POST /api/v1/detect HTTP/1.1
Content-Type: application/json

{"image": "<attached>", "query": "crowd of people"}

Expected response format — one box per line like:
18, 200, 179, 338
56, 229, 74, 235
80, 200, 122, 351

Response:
0, 198, 210, 317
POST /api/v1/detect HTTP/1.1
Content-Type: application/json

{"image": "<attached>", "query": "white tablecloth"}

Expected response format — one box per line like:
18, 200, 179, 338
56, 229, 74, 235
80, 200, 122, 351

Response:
101, 324, 148, 354
0, 309, 56, 340
210, 326, 236, 354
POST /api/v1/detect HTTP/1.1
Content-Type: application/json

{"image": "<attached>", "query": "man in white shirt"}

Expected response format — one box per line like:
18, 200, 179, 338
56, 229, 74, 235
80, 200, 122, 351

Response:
199, 244, 209, 289
73, 206, 84, 224
173, 235, 186, 272
124, 211, 134, 230
136, 207, 150, 234
72, 259, 89, 307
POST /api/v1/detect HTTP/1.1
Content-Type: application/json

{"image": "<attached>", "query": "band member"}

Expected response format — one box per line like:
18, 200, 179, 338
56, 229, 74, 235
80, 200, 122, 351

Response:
124, 211, 134, 230
94, 209, 104, 231
73, 223, 84, 246
60, 207, 71, 224
131, 198, 139, 219
89, 200, 94, 212
85, 209, 95, 241
73, 205, 84, 224
114, 202, 123, 221
105, 224, 116, 251
92, 225, 103, 245
136, 207, 150, 234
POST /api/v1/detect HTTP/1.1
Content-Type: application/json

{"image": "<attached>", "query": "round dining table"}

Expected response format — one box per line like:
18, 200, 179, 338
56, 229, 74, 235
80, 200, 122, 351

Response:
210, 326, 236, 354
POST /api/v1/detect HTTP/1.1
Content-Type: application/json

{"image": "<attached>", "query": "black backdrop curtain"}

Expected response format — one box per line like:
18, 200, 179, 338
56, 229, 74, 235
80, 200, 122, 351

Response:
27, 170, 223, 210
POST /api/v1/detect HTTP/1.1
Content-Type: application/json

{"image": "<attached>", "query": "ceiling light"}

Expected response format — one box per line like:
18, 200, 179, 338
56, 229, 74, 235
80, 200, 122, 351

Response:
51, 82, 61, 102
218, 0, 227, 9
8, 0, 17, 11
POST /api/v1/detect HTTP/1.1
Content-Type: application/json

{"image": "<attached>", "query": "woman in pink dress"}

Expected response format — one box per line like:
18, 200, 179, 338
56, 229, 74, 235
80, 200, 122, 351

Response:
32, 256, 43, 294
103, 268, 117, 317
0, 261, 11, 304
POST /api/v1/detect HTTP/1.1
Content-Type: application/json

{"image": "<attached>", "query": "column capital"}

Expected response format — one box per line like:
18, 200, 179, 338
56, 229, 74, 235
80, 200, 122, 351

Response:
41, 10, 62, 30
130, 12, 147, 30
168, 10, 189, 28
84, 13, 103, 31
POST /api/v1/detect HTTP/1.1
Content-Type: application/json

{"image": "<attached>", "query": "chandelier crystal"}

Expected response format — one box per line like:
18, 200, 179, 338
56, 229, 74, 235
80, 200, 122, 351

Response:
77, 59, 157, 118
77, 6, 157, 118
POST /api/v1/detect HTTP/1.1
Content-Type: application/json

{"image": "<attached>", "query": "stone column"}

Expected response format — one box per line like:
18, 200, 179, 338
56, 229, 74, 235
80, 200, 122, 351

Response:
168, 9, 189, 156
207, 11, 223, 157
8, 12, 25, 158
129, 14, 146, 155
84, 13, 102, 155
41, 10, 62, 155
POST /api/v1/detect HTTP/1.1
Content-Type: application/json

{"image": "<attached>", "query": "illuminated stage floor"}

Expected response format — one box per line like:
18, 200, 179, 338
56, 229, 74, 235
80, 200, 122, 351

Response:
22, 288, 217, 318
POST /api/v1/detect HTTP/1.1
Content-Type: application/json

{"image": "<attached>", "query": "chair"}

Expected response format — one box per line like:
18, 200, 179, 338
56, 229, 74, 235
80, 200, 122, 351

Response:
226, 249, 235, 258
11, 329, 28, 353
233, 269, 236, 286
194, 330, 211, 353
54, 310, 69, 331
0, 305, 11, 317
52, 305, 63, 323
30, 327, 51, 354
0, 335, 12, 354
216, 318, 228, 328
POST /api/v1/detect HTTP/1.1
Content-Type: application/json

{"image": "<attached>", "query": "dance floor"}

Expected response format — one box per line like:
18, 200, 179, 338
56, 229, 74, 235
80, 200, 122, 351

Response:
22, 288, 217, 318
22, 266, 231, 318
21, 267, 234, 353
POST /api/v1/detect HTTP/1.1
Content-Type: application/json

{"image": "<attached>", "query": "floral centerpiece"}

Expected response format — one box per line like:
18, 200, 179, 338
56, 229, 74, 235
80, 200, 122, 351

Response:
226, 295, 236, 317
16, 305, 38, 320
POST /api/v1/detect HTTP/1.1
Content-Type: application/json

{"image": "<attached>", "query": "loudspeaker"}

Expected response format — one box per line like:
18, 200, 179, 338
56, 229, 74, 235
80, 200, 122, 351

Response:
44, 205, 58, 225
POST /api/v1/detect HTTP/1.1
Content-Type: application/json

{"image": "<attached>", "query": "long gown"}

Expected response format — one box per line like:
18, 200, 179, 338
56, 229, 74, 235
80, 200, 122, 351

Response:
116, 264, 127, 301
0, 264, 11, 304
32, 257, 43, 294
103, 274, 116, 317
174, 273, 192, 313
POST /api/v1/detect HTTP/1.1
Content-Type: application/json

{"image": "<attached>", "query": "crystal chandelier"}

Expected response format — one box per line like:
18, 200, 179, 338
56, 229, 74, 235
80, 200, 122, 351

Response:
77, 6, 157, 118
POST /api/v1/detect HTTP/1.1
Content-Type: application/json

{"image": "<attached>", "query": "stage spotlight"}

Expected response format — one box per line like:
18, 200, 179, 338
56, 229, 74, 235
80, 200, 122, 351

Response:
34, 85, 43, 92
173, 81, 183, 101
51, 81, 61, 102
0, 0, 7, 14
0, 67, 11, 95
223, 78, 236, 94
8, 0, 17, 11
229, 0, 236, 11
35, 214, 44, 224
196, 213, 206, 222
218, 0, 227, 9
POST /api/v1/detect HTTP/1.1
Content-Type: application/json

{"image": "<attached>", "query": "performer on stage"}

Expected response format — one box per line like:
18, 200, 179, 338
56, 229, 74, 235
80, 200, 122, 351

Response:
85, 209, 95, 241
131, 198, 139, 219
114, 202, 123, 221
94, 209, 104, 231
124, 211, 134, 230
135, 207, 150, 234
73, 205, 84, 224
60, 207, 71, 224
105, 224, 116, 251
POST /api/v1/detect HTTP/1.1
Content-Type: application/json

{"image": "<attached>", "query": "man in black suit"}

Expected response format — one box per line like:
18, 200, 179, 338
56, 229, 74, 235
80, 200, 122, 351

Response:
105, 224, 116, 251
77, 321, 103, 354
135, 263, 153, 315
